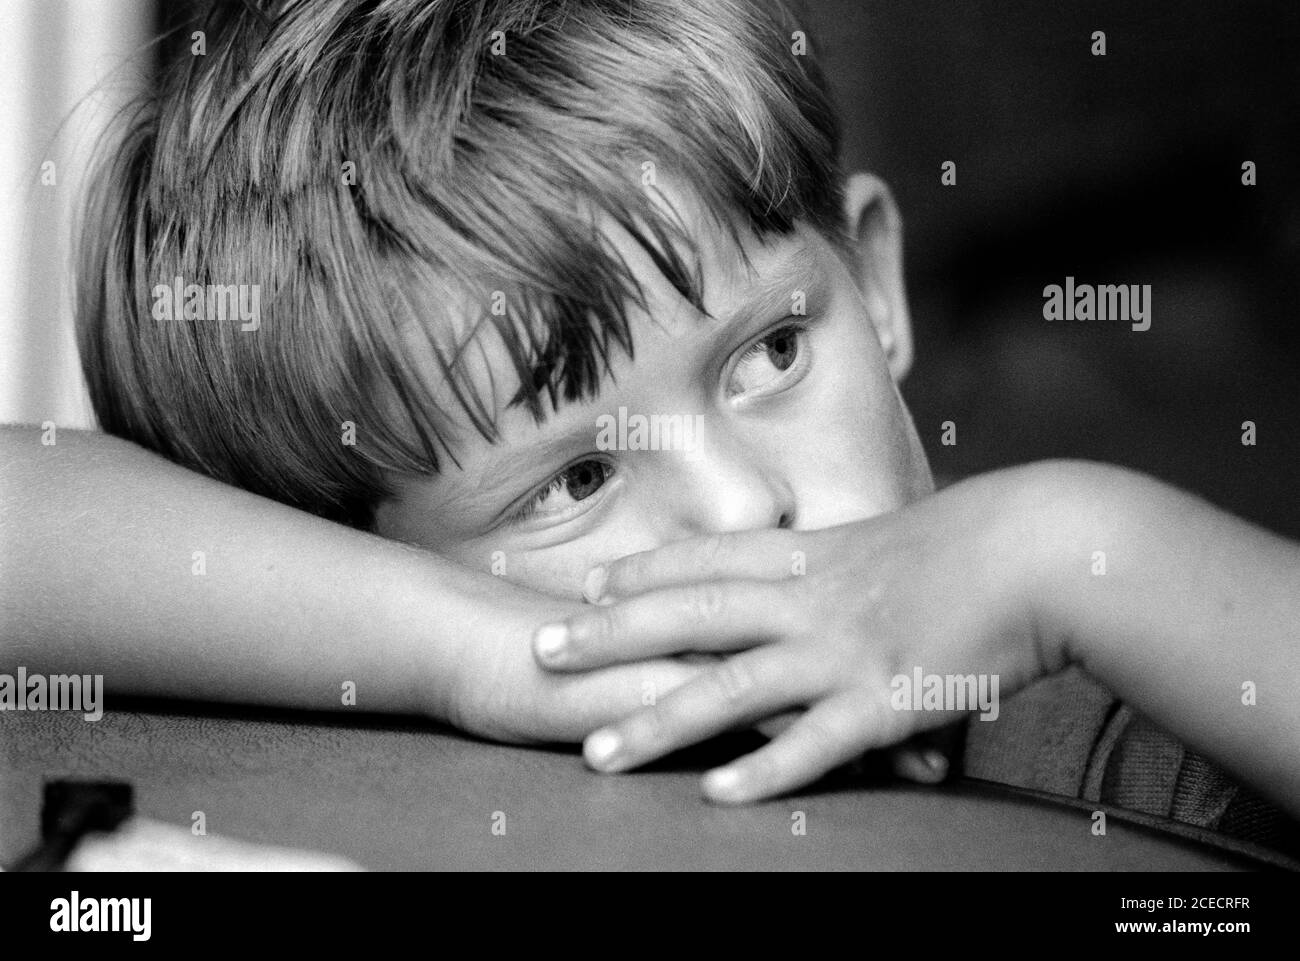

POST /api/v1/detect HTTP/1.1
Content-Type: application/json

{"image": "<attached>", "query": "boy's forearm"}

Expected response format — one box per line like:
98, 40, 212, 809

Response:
0, 426, 468, 717
1027, 461, 1300, 814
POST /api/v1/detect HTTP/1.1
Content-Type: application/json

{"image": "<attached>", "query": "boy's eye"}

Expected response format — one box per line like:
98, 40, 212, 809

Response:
727, 323, 809, 397
516, 459, 614, 521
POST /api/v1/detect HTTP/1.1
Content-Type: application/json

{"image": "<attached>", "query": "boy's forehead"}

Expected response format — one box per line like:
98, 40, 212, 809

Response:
587, 182, 823, 341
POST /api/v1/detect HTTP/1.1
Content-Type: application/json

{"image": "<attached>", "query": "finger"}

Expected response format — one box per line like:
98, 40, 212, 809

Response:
889, 745, 950, 784
543, 658, 703, 740
701, 689, 909, 804
889, 722, 961, 783
587, 529, 797, 603
754, 708, 803, 739
582, 648, 815, 773
533, 579, 800, 671
679, 652, 802, 743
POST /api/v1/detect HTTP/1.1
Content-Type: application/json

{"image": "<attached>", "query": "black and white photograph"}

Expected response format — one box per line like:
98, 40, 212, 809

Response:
1, 0, 1298, 921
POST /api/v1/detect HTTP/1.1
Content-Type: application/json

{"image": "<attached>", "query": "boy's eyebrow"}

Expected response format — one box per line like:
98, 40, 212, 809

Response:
715, 243, 822, 326
681, 237, 824, 347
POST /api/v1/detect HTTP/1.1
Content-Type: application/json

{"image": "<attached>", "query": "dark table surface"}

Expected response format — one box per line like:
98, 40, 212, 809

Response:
1, 703, 1286, 871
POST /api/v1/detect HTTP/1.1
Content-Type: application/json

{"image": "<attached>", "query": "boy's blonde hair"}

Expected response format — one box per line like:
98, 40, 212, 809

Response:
77, 0, 844, 527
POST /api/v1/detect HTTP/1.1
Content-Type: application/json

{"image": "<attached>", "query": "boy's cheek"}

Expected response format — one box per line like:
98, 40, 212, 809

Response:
896, 396, 937, 501
785, 376, 933, 528
794, 305, 934, 519
784, 443, 922, 529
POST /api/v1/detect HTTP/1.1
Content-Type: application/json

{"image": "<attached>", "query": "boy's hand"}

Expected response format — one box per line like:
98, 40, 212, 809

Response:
531, 465, 1076, 802
443, 595, 947, 784
434, 585, 705, 745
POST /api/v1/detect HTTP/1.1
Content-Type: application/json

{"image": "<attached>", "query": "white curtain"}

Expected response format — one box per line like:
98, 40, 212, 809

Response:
0, 0, 152, 429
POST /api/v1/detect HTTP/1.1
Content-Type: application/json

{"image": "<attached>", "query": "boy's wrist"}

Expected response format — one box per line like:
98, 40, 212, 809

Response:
398, 551, 589, 738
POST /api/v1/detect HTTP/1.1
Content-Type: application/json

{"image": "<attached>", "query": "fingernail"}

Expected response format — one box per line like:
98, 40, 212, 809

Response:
585, 729, 622, 769
923, 749, 949, 777
582, 565, 608, 604
703, 766, 744, 799
534, 623, 569, 662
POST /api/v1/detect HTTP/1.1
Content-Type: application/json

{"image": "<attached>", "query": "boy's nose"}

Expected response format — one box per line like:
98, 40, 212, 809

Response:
667, 429, 796, 535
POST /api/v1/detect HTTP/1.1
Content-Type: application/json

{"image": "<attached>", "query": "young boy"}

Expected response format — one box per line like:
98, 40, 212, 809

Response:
4, 0, 1296, 853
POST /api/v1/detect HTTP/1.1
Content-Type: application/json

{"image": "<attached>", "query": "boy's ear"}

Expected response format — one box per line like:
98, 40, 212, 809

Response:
840, 172, 914, 381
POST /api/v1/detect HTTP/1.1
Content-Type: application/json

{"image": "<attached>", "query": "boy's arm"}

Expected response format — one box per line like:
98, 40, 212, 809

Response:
1036, 461, 1300, 809
0, 425, 696, 740
532, 461, 1300, 813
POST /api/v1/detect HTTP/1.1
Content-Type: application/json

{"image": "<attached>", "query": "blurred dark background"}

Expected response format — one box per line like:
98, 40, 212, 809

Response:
798, 0, 1300, 536
157, 0, 1300, 536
